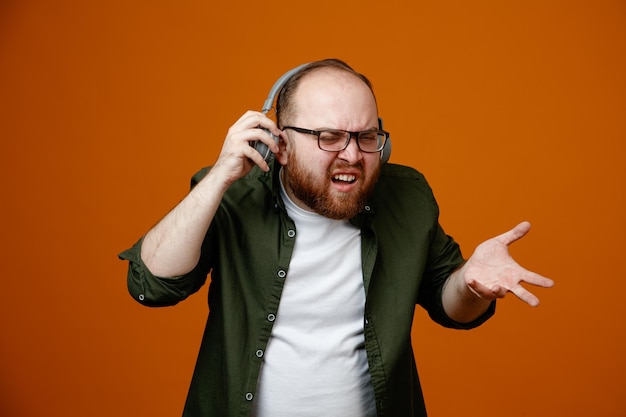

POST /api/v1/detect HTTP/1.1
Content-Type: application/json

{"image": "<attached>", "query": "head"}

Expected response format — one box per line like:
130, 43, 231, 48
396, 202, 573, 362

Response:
274, 59, 383, 220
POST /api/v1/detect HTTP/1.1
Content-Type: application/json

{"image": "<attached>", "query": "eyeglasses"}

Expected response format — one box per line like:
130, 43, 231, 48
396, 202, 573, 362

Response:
282, 126, 389, 153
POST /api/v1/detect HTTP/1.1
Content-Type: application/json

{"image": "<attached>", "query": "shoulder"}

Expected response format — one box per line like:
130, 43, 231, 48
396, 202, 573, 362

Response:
379, 163, 427, 182
376, 163, 433, 195
371, 163, 439, 216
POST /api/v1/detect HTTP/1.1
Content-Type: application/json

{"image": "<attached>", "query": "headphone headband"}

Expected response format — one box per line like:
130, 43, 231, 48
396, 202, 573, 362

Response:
262, 63, 310, 114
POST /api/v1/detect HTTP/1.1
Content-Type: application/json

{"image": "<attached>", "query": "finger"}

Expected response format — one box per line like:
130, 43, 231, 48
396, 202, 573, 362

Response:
240, 140, 271, 172
229, 127, 278, 152
232, 110, 262, 130
236, 111, 280, 137
495, 221, 531, 246
467, 279, 499, 301
488, 284, 507, 298
521, 271, 555, 288
510, 285, 541, 307
219, 130, 273, 172
256, 128, 280, 153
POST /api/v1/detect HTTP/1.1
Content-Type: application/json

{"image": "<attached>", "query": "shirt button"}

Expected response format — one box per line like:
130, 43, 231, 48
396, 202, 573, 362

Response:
364, 205, 371, 211
277, 270, 286, 278
256, 349, 264, 358
287, 229, 296, 238
245, 392, 254, 401
267, 313, 276, 322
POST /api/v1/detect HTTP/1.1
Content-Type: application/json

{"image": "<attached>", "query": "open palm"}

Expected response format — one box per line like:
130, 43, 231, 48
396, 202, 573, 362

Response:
463, 222, 554, 306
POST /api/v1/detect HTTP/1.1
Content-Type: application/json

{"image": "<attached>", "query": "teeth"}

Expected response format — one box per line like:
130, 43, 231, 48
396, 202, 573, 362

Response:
333, 174, 356, 182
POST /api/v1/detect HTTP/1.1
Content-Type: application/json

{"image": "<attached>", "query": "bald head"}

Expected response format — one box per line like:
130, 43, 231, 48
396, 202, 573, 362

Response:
275, 59, 377, 128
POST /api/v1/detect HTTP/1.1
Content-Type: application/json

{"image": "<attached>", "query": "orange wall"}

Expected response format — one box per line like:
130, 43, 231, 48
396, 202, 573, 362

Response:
1, 1, 624, 416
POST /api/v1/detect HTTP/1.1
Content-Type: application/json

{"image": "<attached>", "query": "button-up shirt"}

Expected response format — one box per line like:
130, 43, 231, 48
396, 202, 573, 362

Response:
119, 162, 495, 417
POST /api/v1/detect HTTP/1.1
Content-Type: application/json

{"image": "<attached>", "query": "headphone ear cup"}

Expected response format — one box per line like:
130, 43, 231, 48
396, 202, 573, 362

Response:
380, 137, 391, 164
253, 128, 279, 163
378, 117, 391, 164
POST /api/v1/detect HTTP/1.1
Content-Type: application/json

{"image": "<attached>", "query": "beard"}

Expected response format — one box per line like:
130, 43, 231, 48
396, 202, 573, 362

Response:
284, 150, 381, 220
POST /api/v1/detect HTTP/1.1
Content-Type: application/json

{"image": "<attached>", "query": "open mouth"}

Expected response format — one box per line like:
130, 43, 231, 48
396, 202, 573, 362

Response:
332, 174, 357, 184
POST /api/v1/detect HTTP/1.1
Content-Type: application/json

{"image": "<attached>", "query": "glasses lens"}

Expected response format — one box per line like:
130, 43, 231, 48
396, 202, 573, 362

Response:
358, 131, 385, 152
318, 130, 349, 151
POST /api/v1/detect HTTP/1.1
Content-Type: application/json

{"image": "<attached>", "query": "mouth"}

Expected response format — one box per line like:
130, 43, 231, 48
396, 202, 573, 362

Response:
332, 173, 357, 184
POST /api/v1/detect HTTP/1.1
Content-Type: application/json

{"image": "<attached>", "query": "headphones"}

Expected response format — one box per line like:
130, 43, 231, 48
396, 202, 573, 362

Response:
253, 63, 392, 164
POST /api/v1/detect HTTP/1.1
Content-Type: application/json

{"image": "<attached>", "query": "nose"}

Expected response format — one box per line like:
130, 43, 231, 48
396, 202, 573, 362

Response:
337, 135, 362, 164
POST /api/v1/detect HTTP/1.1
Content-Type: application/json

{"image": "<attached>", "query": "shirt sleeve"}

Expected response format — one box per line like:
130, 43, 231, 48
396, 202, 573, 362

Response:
417, 224, 496, 330
118, 237, 209, 307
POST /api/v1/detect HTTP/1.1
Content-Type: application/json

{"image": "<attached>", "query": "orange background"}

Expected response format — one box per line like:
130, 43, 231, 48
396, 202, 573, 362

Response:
1, 1, 624, 416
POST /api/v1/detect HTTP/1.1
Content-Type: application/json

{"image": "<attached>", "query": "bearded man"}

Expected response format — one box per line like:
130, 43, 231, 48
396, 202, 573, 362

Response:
120, 59, 553, 417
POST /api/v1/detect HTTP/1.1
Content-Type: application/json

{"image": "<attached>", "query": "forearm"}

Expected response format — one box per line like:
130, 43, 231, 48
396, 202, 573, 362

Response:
141, 168, 231, 278
442, 264, 493, 323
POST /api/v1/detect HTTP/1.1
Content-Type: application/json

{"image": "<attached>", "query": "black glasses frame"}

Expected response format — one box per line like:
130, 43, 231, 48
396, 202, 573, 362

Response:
282, 126, 389, 153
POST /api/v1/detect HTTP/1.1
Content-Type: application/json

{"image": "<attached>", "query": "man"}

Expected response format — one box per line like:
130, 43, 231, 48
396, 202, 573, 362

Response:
119, 59, 554, 417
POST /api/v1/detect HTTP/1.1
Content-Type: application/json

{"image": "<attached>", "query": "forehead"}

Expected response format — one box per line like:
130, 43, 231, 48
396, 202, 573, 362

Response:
290, 69, 378, 128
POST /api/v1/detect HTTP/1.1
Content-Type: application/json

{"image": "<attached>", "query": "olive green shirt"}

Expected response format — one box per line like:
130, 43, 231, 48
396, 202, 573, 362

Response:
119, 162, 495, 417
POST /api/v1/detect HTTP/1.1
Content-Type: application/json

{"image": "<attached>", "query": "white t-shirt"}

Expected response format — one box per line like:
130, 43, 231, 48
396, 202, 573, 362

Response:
250, 175, 376, 417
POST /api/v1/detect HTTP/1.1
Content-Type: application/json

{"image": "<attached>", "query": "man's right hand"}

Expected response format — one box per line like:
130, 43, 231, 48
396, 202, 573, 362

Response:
211, 111, 281, 186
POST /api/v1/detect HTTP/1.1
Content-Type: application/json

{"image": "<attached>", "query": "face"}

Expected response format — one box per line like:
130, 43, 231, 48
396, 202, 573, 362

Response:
276, 69, 382, 220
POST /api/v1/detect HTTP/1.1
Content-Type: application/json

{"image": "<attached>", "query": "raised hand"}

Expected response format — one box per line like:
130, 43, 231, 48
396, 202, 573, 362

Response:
213, 111, 281, 184
463, 221, 554, 306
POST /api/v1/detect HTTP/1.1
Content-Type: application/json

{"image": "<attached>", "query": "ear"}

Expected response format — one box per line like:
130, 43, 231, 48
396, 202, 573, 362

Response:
274, 131, 290, 165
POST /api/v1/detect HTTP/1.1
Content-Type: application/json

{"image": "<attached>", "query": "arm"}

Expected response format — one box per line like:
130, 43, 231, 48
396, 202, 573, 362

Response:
140, 111, 281, 278
442, 221, 555, 323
